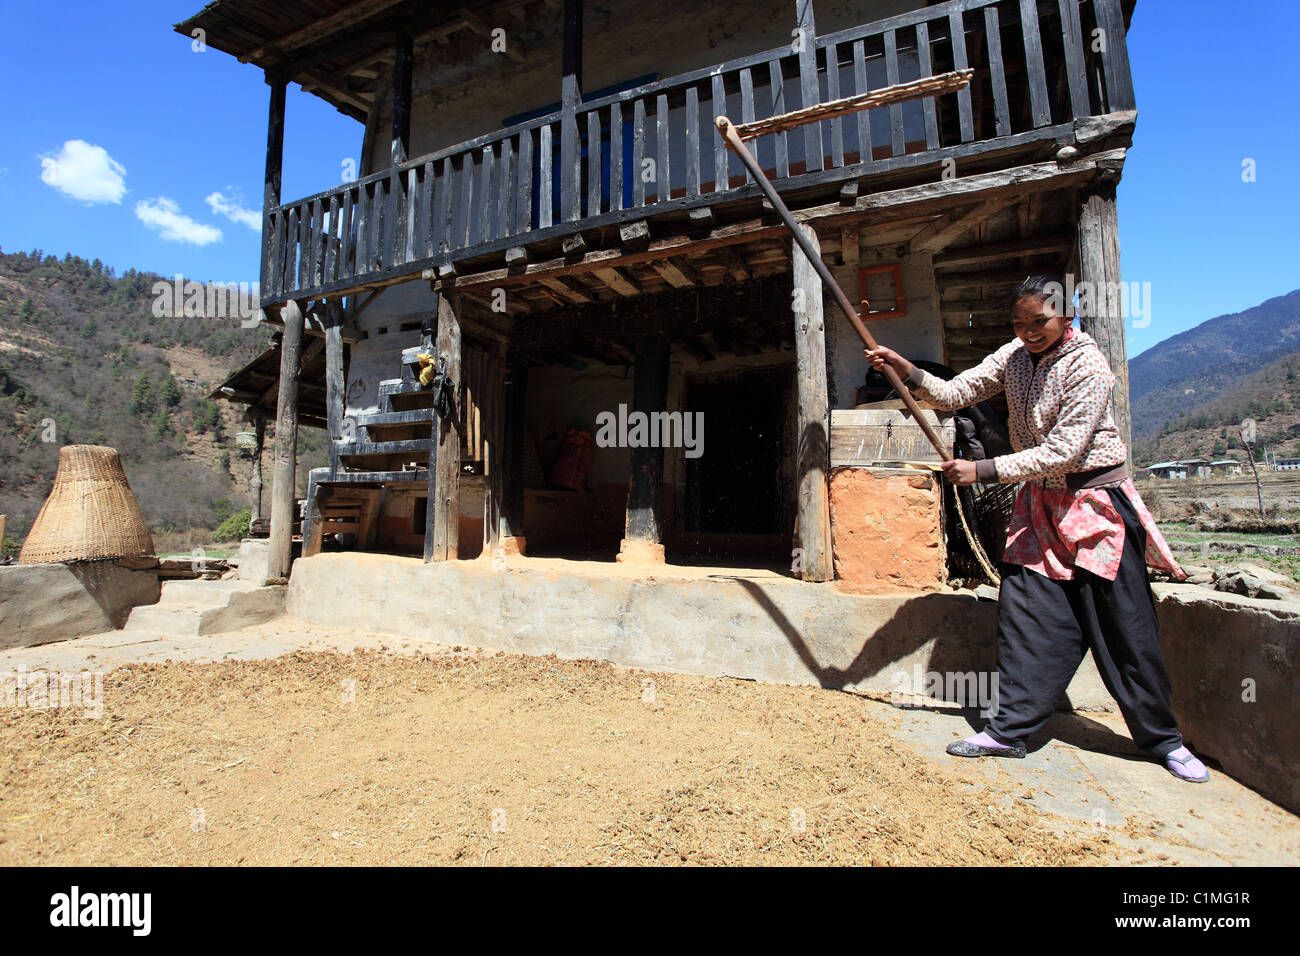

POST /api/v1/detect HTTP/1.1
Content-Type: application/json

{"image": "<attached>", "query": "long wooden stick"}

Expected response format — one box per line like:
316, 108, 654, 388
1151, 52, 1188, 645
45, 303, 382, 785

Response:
716, 115, 952, 460
730, 70, 973, 140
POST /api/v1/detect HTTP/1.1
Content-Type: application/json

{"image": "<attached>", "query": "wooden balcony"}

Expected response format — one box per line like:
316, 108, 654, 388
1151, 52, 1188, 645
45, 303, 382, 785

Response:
258, 0, 1135, 309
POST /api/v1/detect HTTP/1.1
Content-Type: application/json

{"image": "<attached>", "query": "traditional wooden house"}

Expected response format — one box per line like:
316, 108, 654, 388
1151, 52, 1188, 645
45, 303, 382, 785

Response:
179, 0, 1138, 584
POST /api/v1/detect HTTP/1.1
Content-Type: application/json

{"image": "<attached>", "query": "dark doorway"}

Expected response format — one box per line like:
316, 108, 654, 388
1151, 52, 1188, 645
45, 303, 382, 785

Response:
684, 366, 793, 538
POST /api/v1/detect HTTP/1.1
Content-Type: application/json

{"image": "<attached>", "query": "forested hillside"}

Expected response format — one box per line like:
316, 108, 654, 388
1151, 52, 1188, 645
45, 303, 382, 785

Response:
0, 249, 325, 554
1134, 350, 1300, 464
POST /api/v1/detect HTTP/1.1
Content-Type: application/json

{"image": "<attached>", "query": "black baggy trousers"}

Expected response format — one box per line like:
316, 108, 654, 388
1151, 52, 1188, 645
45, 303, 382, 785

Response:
984, 486, 1183, 756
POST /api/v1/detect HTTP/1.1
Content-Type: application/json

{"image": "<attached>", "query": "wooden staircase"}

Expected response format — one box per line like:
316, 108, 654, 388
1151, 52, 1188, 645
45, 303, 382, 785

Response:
303, 351, 439, 557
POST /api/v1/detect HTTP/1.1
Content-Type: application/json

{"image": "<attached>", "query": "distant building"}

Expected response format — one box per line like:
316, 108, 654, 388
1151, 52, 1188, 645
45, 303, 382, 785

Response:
1210, 459, 1242, 476
1140, 458, 1209, 480
1275, 458, 1300, 471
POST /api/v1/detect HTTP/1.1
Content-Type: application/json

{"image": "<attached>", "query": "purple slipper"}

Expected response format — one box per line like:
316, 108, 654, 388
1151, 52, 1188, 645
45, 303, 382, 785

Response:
1164, 747, 1209, 783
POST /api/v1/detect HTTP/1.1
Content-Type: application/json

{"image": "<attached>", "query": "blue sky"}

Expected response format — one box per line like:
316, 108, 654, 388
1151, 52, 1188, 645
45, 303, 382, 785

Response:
0, 0, 1296, 358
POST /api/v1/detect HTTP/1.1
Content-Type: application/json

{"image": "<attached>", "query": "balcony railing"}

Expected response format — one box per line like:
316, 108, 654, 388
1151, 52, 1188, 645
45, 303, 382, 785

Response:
260, 0, 1134, 308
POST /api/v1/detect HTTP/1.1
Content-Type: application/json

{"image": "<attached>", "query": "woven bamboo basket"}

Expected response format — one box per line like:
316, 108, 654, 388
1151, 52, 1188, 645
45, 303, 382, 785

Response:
18, 445, 155, 565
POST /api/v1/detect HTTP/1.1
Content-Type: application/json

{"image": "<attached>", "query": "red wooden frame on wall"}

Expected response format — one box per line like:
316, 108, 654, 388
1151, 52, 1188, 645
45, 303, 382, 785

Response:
857, 263, 907, 320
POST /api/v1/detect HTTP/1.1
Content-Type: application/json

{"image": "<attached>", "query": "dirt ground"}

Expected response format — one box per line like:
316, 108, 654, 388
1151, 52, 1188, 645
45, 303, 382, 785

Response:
0, 647, 1143, 866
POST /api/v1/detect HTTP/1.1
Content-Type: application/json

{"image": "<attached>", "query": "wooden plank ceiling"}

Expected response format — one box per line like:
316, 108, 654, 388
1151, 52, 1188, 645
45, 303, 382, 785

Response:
175, 0, 557, 118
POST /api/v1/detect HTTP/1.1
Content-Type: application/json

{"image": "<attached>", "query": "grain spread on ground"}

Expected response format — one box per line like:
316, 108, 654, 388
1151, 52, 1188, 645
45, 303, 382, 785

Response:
0, 649, 1131, 865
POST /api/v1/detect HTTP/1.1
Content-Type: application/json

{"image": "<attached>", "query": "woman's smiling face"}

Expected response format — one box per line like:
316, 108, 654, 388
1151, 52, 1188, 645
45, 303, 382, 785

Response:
1012, 294, 1070, 354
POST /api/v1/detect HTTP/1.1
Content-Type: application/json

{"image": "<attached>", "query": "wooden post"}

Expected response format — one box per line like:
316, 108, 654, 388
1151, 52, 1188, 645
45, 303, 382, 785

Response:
323, 299, 346, 441
794, 0, 822, 173
792, 224, 832, 582
267, 299, 305, 581
1076, 181, 1132, 471
260, 69, 288, 294
249, 409, 267, 523
619, 335, 669, 564
560, 0, 584, 222
500, 357, 528, 555
426, 290, 462, 562
391, 29, 414, 166
483, 344, 507, 557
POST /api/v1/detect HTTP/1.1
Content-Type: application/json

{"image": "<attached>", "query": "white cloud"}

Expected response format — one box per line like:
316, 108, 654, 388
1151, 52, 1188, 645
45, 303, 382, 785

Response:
206, 190, 261, 230
40, 140, 127, 204
135, 197, 222, 245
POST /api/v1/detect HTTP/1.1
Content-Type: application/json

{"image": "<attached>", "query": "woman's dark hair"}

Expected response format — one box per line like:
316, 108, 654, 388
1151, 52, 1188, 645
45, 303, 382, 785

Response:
1013, 274, 1067, 316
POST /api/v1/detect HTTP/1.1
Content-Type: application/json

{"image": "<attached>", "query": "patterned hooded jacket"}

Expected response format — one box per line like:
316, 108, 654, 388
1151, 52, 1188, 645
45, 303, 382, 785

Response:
904, 327, 1127, 489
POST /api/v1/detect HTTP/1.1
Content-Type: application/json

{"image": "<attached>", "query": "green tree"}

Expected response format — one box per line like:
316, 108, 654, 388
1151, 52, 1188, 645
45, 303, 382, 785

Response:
130, 373, 155, 415
149, 407, 173, 442
159, 375, 181, 408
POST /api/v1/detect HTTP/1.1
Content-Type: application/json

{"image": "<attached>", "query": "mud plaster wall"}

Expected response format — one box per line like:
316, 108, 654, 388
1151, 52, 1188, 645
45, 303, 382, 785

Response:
375, 477, 488, 558
828, 466, 945, 592
343, 283, 434, 419
824, 247, 944, 410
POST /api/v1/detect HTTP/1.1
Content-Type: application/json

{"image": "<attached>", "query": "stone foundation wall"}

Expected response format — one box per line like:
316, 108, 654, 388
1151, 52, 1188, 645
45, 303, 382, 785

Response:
1155, 584, 1300, 814
0, 563, 160, 649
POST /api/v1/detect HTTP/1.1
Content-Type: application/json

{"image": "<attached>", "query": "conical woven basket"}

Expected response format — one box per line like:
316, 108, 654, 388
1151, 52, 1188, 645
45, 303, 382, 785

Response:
19, 445, 155, 565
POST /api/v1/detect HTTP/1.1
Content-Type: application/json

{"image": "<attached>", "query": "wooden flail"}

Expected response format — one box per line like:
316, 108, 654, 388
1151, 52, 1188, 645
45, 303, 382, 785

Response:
716, 67, 1004, 582
716, 72, 976, 460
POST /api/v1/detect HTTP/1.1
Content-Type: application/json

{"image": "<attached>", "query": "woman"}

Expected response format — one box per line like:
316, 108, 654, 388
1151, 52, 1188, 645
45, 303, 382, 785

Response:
865, 275, 1209, 783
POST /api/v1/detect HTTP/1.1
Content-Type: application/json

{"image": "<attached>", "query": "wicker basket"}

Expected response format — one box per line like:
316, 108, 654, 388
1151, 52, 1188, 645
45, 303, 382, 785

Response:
18, 445, 156, 565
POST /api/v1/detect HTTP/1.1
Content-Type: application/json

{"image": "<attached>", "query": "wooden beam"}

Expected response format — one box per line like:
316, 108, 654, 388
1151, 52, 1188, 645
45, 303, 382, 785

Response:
795, 151, 1127, 227
560, 0, 583, 222
794, 0, 822, 172
909, 196, 1017, 254
935, 267, 1043, 288
500, 358, 527, 551
840, 222, 859, 266
267, 300, 305, 581
241, 0, 409, 63
792, 224, 831, 582
260, 70, 288, 294
391, 28, 414, 165
440, 153, 1126, 296
295, 69, 371, 115
538, 275, 593, 303
933, 234, 1072, 269
714, 247, 749, 282
561, 232, 588, 257
593, 267, 639, 297
249, 410, 267, 525
619, 219, 652, 250
348, 287, 386, 324
323, 300, 346, 442
649, 256, 698, 288
942, 309, 1009, 330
